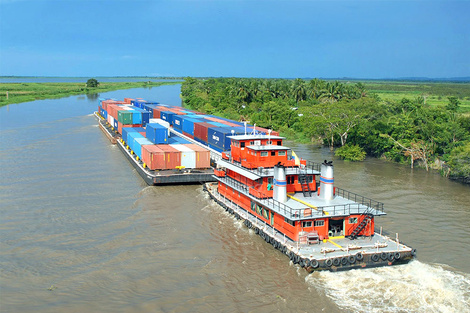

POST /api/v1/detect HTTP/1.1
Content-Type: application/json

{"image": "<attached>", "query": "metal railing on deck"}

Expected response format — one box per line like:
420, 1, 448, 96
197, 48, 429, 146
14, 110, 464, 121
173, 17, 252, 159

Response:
218, 175, 385, 220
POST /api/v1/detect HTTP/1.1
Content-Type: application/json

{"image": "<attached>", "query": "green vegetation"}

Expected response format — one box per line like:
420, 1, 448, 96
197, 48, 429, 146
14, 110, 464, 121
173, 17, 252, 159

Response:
86, 78, 100, 88
335, 144, 366, 161
181, 77, 470, 184
0, 80, 180, 107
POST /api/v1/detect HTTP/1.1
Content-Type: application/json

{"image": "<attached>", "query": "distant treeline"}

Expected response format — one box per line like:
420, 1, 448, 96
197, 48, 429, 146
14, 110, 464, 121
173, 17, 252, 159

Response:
181, 77, 470, 184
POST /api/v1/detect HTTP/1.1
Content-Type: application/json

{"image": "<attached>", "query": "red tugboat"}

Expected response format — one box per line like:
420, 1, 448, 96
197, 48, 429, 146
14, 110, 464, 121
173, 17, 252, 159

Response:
204, 132, 416, 272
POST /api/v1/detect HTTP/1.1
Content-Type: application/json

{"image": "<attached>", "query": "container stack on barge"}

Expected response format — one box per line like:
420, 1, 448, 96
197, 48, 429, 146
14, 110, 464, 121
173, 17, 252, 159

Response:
95, 97, 416, 272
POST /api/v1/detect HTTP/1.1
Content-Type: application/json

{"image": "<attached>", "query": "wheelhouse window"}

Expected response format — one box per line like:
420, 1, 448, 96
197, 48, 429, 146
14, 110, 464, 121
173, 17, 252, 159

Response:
267, 140, 272, 145
349, 217, 358, 224
314, 220, 324, 227
260, 151, 268, 157
302, 221, 312, 228
241, 142, 245, 148
271, 151, 276, 156
307, 176, 314, 183
250, 201, 256, 211
278, 151, 286, 156
250, 141, 254, 145
277, 141, 282, 145
284, 217, 295, 226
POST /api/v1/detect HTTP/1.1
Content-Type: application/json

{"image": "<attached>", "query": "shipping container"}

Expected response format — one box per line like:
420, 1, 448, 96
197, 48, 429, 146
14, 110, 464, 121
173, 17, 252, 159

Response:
173, 115, 184, 130
133, 138, 153, 159
127, 132, 145, 153
183, 144, 211, 168
141, 145, 164, 170
168, 136, 191, 144
146, 123, 168, 144
122, 127, 145, 143
194, 122, 214, 143
207, 127, 245, 151
156, 144, 181, 169
160, 111, 176, 124
170, 144, 196, 169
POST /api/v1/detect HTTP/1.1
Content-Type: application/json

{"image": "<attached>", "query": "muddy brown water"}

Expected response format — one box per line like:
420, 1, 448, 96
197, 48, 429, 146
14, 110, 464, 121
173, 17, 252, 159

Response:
1, 85, 469, 312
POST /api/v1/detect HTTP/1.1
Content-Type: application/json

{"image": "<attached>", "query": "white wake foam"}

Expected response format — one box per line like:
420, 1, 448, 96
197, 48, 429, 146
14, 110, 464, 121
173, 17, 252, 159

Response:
306, 260, 470, 313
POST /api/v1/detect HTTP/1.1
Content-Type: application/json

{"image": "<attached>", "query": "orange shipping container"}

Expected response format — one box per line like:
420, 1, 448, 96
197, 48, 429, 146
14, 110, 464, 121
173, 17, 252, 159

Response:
156, 144, 181, 169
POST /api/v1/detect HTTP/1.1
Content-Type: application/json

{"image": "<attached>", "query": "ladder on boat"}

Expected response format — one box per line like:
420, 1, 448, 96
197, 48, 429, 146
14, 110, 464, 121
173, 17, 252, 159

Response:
349, 210, 373, 240
298, 174, 312, 197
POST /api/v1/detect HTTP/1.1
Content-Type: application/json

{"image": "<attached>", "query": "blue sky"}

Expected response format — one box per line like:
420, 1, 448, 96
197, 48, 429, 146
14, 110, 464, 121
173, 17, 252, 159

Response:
0, 0, 468, 78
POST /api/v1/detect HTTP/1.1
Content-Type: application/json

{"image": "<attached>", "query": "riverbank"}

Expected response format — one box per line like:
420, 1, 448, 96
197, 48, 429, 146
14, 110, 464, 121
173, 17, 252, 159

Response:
0, 81, 180, 107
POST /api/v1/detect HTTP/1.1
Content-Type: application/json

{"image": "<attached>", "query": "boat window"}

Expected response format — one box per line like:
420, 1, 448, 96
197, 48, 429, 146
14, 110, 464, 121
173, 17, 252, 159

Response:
241, 142, 245, 148
307, 176, 313, 183
256, 204, 262, 215
260, 151, 268, 157
277, 141, 282, 146
271, 151, 276, 156
250, 141, 254, 145
314, 220, 324, 227
278, 151, 286, 156
284, 217, 295, 226
251, 201, 256, 211
302, 221, 312, 228
262, 208, 269, 219
270, 211, 274, 225
267, 140, 272, 145
349, 217, 358, 224
268, 177, 273, 184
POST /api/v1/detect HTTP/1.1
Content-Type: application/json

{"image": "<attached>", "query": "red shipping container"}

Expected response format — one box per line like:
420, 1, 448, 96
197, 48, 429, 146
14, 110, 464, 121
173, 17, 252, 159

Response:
183, 144, 210, 168
118, 122, 143, 135
124, 98, 134, 104
142, 145, 164, 170
156, 144, 181, 169
194, 122, 214, 143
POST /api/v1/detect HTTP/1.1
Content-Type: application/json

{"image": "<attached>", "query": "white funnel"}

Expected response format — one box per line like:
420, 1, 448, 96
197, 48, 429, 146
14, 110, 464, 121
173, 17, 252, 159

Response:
319, 161, 334, 200
273, 164, 287, 203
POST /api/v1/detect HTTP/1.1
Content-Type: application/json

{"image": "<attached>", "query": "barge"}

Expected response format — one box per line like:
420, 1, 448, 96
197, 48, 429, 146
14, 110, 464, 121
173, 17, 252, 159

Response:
95, 97, 416, 272
204, 133, 416, 272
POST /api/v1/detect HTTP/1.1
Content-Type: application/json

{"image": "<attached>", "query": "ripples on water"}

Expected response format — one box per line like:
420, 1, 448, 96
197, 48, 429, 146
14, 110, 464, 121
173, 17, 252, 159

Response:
1, 88, 469, 312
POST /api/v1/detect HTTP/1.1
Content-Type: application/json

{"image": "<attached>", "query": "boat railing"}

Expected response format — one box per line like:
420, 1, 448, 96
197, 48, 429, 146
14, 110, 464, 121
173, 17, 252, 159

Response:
228, 159, 321, 177
334, 187, 385, 213
218, 176, 382, 220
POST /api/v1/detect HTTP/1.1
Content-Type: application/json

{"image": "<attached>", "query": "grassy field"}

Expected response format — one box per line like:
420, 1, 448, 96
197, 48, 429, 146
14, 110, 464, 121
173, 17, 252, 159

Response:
0, 81, 180, 107
362, 80, 470, 113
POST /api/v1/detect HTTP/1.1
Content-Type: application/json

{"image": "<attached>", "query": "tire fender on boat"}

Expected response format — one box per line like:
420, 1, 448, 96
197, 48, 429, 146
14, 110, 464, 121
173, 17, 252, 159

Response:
388, 253, 394, 261
333, 258, 341, 267
411, 248, 417, 256
348, 255, 356, 264
325, 259, 333, 267
381, 252, 388, 261
371, 254, 380, 262
355, 252, 363, 261
310, 259, 320, 268
394, 252, 401, 260
341, 257, 348, 265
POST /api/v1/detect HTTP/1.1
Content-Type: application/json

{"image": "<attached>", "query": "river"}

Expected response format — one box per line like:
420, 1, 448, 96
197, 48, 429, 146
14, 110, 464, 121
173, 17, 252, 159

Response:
0, 84, 469, 313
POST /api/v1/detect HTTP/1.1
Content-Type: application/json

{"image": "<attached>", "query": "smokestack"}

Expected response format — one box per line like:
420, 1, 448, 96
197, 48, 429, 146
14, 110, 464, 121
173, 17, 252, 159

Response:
320, 160, 334, 200
273, 163, 287, 203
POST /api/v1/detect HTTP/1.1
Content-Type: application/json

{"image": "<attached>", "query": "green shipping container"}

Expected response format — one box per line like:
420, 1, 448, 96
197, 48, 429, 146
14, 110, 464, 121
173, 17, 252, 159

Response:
118, 110, 133, 124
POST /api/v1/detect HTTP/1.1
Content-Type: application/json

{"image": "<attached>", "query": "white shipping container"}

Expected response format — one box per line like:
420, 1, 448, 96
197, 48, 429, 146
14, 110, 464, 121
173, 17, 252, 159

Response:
169, 144, 196, 168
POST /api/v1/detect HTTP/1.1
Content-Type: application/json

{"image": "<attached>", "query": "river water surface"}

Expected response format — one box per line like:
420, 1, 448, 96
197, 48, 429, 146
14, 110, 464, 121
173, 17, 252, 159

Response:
1, 84, 469, 312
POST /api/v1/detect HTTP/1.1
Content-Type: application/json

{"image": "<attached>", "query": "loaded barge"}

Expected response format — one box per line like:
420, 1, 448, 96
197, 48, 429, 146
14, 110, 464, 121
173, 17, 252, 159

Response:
95, 97, 416, 272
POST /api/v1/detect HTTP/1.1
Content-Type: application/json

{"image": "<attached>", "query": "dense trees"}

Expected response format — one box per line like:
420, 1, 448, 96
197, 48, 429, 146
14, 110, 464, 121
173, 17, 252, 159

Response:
181, 77, 470, 183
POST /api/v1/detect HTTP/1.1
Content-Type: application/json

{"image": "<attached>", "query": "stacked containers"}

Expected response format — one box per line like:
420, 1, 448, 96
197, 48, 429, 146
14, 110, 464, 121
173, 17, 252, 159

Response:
146, 123, 168, 144
133, 138, 153, 159
207, 127, 245, 152
156, 145, 181, 169
160, 111, 175, 124
127, 132, 145, 154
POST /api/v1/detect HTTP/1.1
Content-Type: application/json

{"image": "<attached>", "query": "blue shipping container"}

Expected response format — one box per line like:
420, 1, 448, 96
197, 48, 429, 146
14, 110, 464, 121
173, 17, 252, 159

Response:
173, 115, 184, 130
146, 123, 168, 144
122, 127, 145, 143
207, 127, 244, 151
169, 136, 191, 144
160, 111, 176, 124
127, 132, 145, 153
